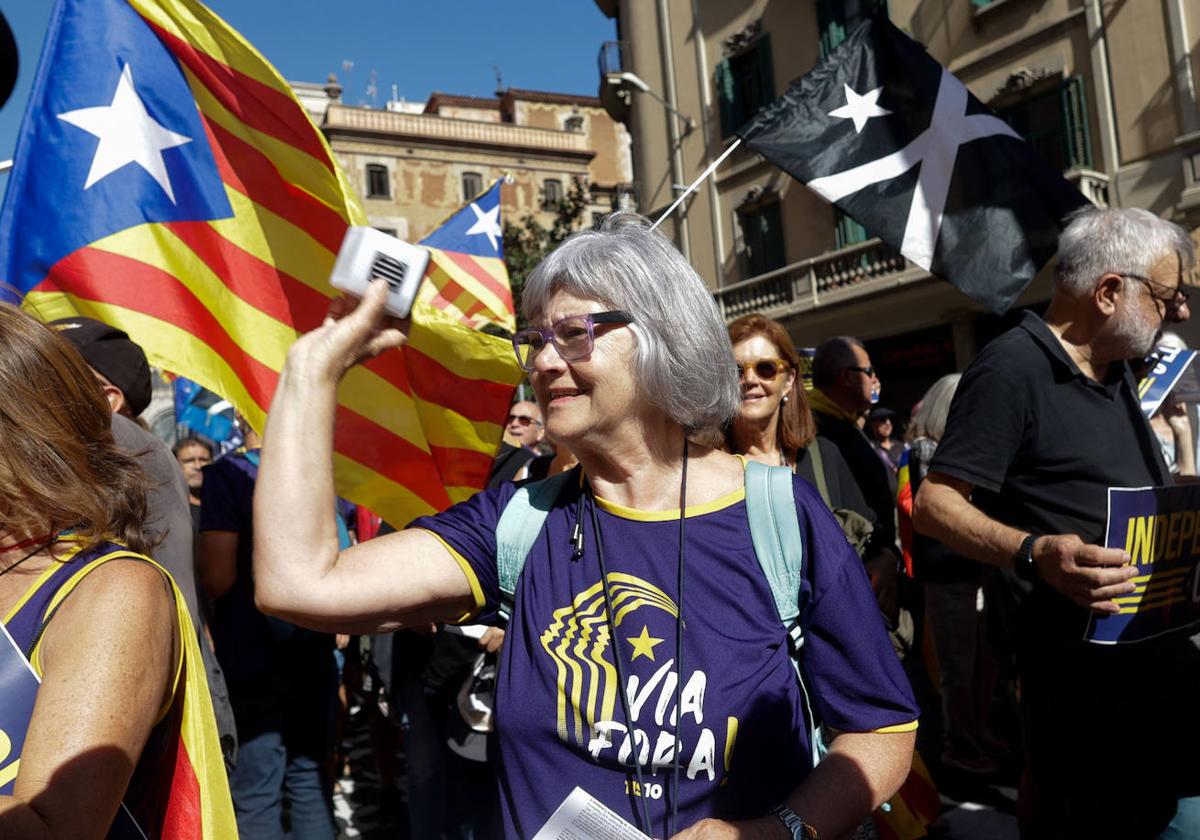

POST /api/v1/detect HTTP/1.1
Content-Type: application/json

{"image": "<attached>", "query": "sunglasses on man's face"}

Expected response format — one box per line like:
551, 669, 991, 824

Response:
736, 358, 791, 382
506, 413, 542, 427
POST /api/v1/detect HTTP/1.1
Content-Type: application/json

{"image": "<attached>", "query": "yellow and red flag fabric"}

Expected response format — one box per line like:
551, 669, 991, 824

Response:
897, 447, 916, 577
873, 751, 942, 840
418, 178, 517, 333
0, 0, 522, 526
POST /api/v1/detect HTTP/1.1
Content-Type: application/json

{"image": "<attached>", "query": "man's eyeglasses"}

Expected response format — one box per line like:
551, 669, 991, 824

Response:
736, 358, 791, 382
847, 365, 876, 378
1123, 274, 1191, 312
512, 310, 634, 371
506, 412, 542, 428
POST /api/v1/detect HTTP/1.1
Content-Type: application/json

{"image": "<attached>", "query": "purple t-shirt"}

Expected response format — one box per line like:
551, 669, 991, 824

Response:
411, 473, 917, 838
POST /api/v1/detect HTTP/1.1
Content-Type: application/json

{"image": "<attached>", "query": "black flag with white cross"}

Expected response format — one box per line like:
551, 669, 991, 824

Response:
738, 16, 1090, 314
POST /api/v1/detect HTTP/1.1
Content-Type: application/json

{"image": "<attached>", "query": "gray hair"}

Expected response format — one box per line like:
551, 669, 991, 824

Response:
909, 373, 961, 442
1055, 206, 1196, 297
521, 213, 740, 435
812, 336, 865, 389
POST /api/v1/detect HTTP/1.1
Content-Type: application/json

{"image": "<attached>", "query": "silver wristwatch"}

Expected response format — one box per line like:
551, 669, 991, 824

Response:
768, 804, 817, 839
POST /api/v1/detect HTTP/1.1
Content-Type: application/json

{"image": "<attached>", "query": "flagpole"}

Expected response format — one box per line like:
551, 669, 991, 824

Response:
650, 138, 741, 231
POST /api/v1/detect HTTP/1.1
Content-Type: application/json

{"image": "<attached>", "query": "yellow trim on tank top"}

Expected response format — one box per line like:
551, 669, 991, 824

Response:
26, 543, 185, 724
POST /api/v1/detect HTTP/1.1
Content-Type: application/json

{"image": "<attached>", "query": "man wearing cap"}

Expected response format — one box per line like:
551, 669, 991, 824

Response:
52, 316, 236, 766
52, 316, 153, 419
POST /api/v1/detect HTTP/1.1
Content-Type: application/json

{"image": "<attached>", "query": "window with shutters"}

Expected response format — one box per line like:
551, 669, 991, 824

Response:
715, 35, 775, 138
996, 76, 1093, 172
834, 209, 869, 249
816, 0, 888, 57
365, 164, 389, 199
739, 200, 786, 278
462, 171, 483, 201
542, 178, 563, 210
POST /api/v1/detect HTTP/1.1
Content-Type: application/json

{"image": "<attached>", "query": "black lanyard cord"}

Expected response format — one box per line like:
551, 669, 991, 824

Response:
588, 486, 655, 833
584, 435, 689, 838
670, 437, 687, 838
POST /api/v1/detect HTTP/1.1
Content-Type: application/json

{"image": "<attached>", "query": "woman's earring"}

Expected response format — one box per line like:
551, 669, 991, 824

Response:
781, 395, 789, 405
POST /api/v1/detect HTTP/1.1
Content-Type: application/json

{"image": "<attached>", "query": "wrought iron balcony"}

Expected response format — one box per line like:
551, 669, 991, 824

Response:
715, 238, 925, 322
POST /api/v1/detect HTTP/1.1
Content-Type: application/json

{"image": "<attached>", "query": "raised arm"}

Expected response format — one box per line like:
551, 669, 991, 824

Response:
253, 280, 477, 634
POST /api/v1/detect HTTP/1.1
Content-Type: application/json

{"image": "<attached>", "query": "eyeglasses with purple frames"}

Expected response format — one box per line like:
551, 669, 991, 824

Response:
512, 310, 634, 371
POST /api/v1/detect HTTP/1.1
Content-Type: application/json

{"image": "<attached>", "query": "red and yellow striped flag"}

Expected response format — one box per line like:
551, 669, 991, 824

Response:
418, 178, 517, 332
0, 0, 522, 526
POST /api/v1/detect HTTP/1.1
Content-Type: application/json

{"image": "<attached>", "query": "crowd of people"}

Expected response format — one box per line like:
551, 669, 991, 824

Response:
0, 204, 1197, 840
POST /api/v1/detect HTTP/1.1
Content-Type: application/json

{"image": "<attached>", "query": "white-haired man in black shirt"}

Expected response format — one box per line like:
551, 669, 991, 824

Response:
914, 206, 1197, 838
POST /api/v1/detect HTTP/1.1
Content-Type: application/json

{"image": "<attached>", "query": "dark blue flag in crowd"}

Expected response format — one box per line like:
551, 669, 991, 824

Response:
174, 377, 242, 457
737, 16, 1090, 314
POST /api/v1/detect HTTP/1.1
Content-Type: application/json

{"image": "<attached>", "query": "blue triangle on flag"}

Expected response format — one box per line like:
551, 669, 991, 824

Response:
419, 179, 504, 259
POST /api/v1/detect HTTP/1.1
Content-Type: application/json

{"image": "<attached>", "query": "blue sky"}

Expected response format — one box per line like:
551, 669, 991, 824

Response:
0, 0, 617, 163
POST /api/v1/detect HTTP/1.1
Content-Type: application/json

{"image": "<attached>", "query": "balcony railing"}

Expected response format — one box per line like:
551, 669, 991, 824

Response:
715, 238, 922, 321
1065, 167, 1110, 207
323, 105, 591, 154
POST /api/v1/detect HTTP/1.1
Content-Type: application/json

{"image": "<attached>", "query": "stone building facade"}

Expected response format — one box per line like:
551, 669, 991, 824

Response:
294, 77, 634, 245
595, 0, 1199, 409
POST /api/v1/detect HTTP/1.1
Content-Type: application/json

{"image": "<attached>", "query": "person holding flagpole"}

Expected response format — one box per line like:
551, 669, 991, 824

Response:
253, 214, 918, 839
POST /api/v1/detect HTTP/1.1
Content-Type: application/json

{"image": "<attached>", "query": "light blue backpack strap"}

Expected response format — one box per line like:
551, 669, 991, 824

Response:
744, 459, 825, 766
744, 460, 804, 628
494, 470, 574, 621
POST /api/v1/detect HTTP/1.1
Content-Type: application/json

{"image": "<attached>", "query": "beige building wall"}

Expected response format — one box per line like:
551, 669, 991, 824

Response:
597, 0, 1200, 399
294, 83, 634, 248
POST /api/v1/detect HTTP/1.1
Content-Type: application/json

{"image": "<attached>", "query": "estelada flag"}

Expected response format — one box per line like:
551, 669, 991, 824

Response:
738, 16, 1090, 314
420, 178, 517, 333
0, 0, 523, 525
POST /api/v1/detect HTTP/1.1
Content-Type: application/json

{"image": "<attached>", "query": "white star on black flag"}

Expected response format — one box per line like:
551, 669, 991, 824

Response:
738, 17, 1090, 314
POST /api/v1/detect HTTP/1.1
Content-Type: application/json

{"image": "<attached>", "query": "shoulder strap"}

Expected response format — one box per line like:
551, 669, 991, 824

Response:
744, 460, 804, 629
494, 469, 575, 621
805, 440, 833, 509
744, 459, 825, 767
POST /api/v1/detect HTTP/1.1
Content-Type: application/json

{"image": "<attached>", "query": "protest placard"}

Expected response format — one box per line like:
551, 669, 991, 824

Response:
1087, 483, 1200, 644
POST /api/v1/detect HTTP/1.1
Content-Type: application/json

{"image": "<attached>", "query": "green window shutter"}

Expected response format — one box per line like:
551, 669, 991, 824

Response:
1060, 75, 1093, 169
817, 0, 847, 58
716, 59, 737, 138
834, 208, 868, 249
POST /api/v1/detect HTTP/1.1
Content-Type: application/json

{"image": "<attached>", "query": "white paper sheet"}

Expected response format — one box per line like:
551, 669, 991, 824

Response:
531, 786, 651, 840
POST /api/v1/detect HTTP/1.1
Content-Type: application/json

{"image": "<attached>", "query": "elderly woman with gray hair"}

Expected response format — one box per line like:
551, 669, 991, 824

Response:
253, 214, 917, 839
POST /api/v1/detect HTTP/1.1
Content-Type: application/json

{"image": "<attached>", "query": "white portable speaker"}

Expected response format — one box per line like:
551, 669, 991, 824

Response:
329, 226, 431, 319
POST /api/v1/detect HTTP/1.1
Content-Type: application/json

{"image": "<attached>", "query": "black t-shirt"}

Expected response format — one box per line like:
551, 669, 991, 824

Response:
931, 312, 1171, 641
199, 451, 333, 729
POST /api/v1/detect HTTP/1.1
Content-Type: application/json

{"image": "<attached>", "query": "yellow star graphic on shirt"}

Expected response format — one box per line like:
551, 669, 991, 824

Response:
626, 624, 665, 662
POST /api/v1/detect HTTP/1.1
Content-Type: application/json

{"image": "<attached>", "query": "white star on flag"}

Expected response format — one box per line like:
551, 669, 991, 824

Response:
809, 69, 1019, 270
58, 63, 192, 203
465, 201, 502, 252
828, 84, 892, 133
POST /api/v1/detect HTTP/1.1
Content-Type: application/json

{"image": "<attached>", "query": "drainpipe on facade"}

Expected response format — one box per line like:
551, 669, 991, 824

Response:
1086, 0, 1123, 207
1164, 0, 1198, 136
689, 0, 725, 289
656, 0, 691, 262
